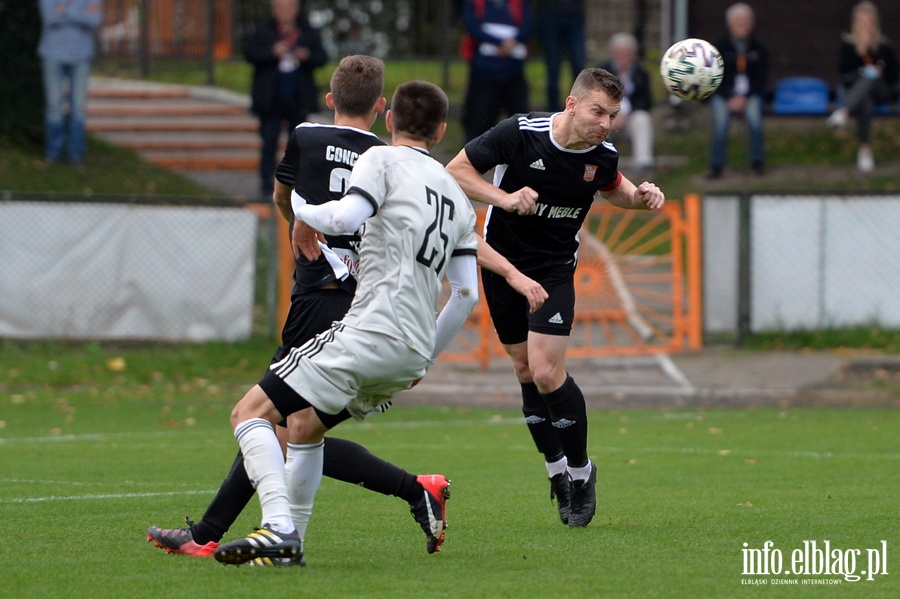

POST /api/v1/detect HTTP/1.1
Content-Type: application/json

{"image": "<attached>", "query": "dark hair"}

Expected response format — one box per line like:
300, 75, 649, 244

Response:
571, 68, 624, 103
389, 80, 449, 142
330, 55, 385, 117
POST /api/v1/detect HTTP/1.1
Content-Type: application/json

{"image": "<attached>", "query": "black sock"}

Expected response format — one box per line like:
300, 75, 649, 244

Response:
521, 381, 565, 461
191, 451, 255, 545
543, 375, 589, 468
322, 437, 421, 504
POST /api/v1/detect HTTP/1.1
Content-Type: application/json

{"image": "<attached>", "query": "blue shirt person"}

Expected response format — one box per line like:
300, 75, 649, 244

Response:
38, 0, 103, 166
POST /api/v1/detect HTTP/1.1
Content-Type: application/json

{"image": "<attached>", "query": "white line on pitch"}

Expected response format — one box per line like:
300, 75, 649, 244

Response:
0, 478, 203, 487
0, 417, 525, 446
596, 445, 900, 461
0, 489, 216, 504
0, 430, 206, 445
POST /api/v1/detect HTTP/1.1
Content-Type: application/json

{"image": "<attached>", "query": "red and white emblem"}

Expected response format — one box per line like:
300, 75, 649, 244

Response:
583, 164, 597, 182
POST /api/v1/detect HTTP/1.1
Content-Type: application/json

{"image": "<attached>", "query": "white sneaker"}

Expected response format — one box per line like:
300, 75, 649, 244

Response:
827, 109, 848, 129
857, 147, 874, 173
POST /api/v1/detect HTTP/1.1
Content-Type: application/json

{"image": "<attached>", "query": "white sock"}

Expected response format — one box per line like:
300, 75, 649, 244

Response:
285, 441, 324, 543
234, 418, 294, 534
545, 455, 568, 478
567, 460, 594, 483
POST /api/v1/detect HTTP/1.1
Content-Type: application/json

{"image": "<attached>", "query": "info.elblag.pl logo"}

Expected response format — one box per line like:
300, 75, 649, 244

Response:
741, 540, 889, 584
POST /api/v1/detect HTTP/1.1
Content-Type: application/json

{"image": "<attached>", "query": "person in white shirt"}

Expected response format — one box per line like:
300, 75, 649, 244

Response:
599, 33, 655, 174
214, 81, 483, 567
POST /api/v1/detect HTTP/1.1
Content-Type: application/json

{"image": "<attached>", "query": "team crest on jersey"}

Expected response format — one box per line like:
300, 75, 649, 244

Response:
583, 164, 597, 181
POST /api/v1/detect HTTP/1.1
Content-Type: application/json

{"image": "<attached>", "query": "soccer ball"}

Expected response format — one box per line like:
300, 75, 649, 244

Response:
660, 38, 724, 101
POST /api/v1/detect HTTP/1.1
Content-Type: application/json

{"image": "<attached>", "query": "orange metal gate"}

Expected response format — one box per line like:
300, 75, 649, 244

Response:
273, 195, 702, 369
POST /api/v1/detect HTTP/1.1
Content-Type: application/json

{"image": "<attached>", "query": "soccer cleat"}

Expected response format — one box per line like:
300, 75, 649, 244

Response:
146, 516, 219, 557
567, 463, 598, 528
409, 474, 450, 554
549, 473, 572, 525
213, 526, 302, 566
246, 555, 306, 567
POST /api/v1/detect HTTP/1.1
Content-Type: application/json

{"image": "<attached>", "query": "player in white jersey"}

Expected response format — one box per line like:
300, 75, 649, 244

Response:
214, 81, 481, 567
147, 56, 465, 561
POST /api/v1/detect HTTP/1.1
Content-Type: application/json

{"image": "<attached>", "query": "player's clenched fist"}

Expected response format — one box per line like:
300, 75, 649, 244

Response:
503, 186, 539, 215
634, 182, 665, 210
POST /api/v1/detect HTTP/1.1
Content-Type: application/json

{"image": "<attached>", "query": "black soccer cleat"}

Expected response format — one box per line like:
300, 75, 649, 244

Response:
549, 473, 572, 525
567, 463, 598, 528
214, 525, 302, 566
246, 555, 306, 567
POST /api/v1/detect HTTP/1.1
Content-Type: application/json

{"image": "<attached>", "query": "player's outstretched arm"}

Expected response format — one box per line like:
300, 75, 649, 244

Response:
446, 149, 538, 215
293, 192, 374, 260
432, 254, 479, 359
600, 176, 666, 211
476, 236, 547, 313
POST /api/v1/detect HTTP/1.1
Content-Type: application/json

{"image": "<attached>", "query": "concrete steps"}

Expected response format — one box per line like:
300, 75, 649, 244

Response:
88, 115, 260, 133
98, 131, 262, 151
86, 77, 261, 174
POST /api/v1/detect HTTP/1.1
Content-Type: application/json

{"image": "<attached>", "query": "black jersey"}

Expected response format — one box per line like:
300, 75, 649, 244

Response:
275, 123, 386, 295
464, 112, 622, 273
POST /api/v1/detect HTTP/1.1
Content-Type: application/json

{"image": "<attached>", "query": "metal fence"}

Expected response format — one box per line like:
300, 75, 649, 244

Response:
96, 0, 464, 82
702, 193, 900, 343
0, 193, 281, 342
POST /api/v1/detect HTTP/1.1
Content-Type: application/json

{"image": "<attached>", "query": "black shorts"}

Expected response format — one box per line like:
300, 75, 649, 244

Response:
270, 289, 354, 365
259, 370, 349, 430
266, 288, 354, 430
481, 265, 576, 345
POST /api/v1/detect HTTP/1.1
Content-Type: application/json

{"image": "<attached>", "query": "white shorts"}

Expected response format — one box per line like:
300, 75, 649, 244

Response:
268, 322, 430, 420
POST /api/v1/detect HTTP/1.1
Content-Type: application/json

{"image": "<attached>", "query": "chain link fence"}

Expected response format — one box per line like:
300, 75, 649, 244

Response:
703, 193, 900, 342
0, 193, 281, 342
96, 0, 465, 82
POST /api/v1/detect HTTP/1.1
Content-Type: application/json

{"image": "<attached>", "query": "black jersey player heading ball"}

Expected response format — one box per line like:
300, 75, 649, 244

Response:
447, 67, 665, 528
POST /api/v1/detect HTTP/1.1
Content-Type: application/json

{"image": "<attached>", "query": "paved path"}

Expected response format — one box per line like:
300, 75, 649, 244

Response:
406, 348, 900, 409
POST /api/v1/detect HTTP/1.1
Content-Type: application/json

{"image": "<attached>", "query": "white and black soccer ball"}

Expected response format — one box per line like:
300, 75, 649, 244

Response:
660, 38, 724, 101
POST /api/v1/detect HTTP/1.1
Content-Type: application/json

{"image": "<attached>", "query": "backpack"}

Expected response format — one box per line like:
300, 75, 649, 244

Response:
458, 0, 524, 61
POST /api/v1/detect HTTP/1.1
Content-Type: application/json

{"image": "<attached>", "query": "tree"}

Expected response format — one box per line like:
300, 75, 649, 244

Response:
0, 0, 44, 147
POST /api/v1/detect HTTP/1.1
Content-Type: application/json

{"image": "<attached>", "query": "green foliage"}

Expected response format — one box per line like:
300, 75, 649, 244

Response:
0, 0, 45, 147
0, 136, 214, 195
745, 326, 900, 353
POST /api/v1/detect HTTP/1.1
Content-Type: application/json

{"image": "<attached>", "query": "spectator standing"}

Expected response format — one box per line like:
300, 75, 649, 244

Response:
535, 0, 586, 112
38, 0, 103, 167
826, 1, 899, 173
461, 0, 533, 142
599, 32, 655, 173
244, 0, 327, 198
706, 3, 767, 180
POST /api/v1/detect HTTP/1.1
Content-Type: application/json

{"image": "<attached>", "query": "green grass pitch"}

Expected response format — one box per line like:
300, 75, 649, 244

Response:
1, 342, 898, 598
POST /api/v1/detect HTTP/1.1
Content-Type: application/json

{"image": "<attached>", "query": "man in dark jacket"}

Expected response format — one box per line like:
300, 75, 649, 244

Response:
460, 0, 533, 142
599, 32, 655, 173
706, 2, 767, 179
245, 0, 327, 198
